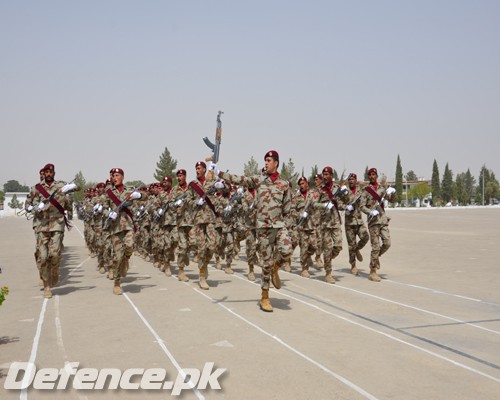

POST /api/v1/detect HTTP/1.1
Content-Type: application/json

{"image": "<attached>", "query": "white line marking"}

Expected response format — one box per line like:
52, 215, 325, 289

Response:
20, 299, 48, 400
123, 293, 205, 400
193, 287, 379, 400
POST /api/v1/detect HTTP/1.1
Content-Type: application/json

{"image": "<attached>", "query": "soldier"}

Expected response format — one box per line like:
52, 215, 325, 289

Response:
213, 150, 293, 312
360, 168, 396, 282
340, 173, 369, 276
242, 186, 259, 281
101, 168, 145, 294
313, 166, 349, 284
291, 176, 318, 278
184, 161, 218, 290
172, 168, 191, 282
312, 173, 324, 268
31, 163, 78, 298
91, 182, 107, 274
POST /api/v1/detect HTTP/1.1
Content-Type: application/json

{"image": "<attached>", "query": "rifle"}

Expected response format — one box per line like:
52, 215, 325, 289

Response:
223, 191, 243, 219
41, 178, 78, 205
203, 110, 223, 164
367, 192, 387, 224
344, 191, 363, 215
297, 197, 314, 226
17, 207, 34, 220
103, 186, 139, 230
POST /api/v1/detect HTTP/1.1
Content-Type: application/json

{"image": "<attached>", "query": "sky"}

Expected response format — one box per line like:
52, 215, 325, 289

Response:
1, 0, 499, 188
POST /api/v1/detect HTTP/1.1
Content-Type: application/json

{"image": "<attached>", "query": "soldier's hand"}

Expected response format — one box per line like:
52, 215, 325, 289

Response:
214, 181, 225, 189
174, 199, 183, 207
27, 205, 33, 212
301, 211, 308, 219
386, 187, 396, 196
208, 163, 220, 176
129, 191, 141, 200
370, 209, 379, 216
37, 202, 46, 212
197, 198, 205, 206
93, 204, 100, 212
225, 205, 232, 212
61, 183, 78, 193
158, 208, 164, 216
346, 205, 354, 212
109, 211, 118, 220
237, 187, 244, 195
97, 204, 103, 213
325, 202, 334, 210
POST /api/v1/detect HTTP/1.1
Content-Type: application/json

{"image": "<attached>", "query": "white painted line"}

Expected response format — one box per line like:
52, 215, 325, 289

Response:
20, 298, 48, 400
123, 293, 205, 400
193, 287, 379, 400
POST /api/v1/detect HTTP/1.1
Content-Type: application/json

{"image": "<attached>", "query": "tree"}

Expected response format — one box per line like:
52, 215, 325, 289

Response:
243, 156, 260, 176
477, 165, 500, 204
409, 182, 431, 205
125, 180, 146, 189
8, 194, 23, 210
73, 171, 87, 202
431, 159, 440, 202
309, 165, 319, 186
441, 163, 454, 203
406, 170, 417, 181
0, 191, 4, 204
364, 166, 369, 182
395, 154, 403, 199
464, 169, 475, 205
3, 180, 29, 193
154, 146, 178, 182
455, 173, 468, 205
280, 158, 299, 189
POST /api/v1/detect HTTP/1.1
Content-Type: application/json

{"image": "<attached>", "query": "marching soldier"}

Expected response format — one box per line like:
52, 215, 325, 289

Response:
172, 168, 191, 282
212, 150, 293, 312
31, 163, 78, 298
101, 168, 145, 294
339, 173, 369, 276
360, 168, 397, 282
312, 173, 324, 268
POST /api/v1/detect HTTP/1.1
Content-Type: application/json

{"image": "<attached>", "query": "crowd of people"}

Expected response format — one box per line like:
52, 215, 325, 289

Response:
25, 151, 397, 312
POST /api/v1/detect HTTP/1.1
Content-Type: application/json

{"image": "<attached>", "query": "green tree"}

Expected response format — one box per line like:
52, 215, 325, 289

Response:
154, 146, 178, 182
280, 158, 299, 189
364, 166, 369, 182
441, 163, 454, 203
73, 171, 86, 202
477, 166, 500, 204
431, 159, 440, 202
455, 173, 468, 205
464, 169, 475, 205
406, 170, 417, 181
125, 180, 146, 189
243, 156, 260, 176
3, 180, 29, 192
0, 191, 4, 204
409, 182, 431, 205
8, 194, 23, 210
309, 165, 319, 186
395, 154, 403, 199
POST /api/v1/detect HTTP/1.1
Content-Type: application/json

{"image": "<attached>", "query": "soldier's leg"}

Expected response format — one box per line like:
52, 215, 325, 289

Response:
379, 225, 391, 257
368, 225, 382, 282
224, 229, 234, 274
322, 228, 335, 283
176, 227, 190, 281
194, 224, 209, 290
345, 225, 358, 275
315, 225, 324, 268
245, 229, 257, 281
298, 230, 309, 278
37, 232, 52, 297
47, 231, 64, 287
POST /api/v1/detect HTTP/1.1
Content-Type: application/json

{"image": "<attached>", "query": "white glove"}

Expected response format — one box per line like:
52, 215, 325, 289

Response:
174, 199, 183, 207
158, 208, 164, 216
225, 205, 232, 212
237, 187, 244, 195
108, 211, 118, 220
214, 181, 225, 189
130, 191, 141, 200
370, 209, 379, 217
341, 185, 347, 191
97, 204, 103, 213
27, 205, 33, 212
346, 205, 354, 212
386, 187, 396, 195
37, 202, 46, 211
325, 202, 334, 210
301, 211, 308, 219
209, 163, 220, 176
61, 183, 77, 193
93, 204, 100, 212
197, 198, 205, 206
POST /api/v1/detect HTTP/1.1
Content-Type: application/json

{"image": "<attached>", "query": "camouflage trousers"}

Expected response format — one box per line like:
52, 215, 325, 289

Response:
177, 226, 192, 268
315, 224, 323, 258
109, 230, 134, 280
189, 223, 217, 269
297, 228, 317, 267
345, 223, 369, 266
245, 229, 258, 266
220, 227, 234, 264
320, 224, 343, 273
257, 227, 292, 290
34, 230, 42, 273
368, 224, 391, 269
214, 227, 224, 260
37, 231, 63, 282
94, 225, 105, 269
159, 225, 178, 263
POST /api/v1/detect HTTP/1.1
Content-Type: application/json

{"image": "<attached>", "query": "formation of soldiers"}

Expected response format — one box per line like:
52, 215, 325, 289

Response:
26, 152, 397, 312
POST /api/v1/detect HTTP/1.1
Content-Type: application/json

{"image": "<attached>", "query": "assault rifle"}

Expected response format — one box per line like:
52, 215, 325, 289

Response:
103, 187, 140, 230
297, 197, 314, 226
223, 191, 243, 219
367, 192, 387, 224
41, 178, 78, 205
203, 111, 223, 164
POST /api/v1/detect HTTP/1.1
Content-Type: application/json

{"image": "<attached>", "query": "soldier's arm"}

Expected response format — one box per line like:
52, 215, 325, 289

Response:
219, 172, 259, 190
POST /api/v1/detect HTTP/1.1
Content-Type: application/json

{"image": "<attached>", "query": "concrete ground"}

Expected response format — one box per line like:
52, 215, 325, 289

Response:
0, 207, 499, 399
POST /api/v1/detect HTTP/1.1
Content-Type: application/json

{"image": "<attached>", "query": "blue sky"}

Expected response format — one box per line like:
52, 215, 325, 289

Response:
1, 1, 499, 187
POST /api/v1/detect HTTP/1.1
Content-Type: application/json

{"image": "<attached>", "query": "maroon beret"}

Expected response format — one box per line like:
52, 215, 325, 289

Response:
43, 163, 55, 171
163, 176, 173, 183
322, 166, 334, 174
367, 168, 378, 176
264, 150, 279, 162
195, 161, 206, 169
176, 169, 186, 176
110, 168, 124, 175
314, 173, 322, 180
348, 173, 357, 180
298, 176, 307, 184
96, 182, 105, 188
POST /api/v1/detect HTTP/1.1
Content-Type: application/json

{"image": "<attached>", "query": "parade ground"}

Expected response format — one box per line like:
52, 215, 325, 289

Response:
1, 207, 499, 399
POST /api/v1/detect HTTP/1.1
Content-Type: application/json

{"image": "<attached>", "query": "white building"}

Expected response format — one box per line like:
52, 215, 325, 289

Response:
1, 192, 30, 217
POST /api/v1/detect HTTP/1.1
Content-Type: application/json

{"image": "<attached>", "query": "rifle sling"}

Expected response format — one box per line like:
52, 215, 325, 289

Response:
189, 182, 218, 217
364, 186, 385, 211
321, 186, 342, 224
106, 188, 135, 221
35, 183, 71, 229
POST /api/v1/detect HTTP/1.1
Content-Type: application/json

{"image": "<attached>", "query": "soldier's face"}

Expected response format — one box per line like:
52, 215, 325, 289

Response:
196, 166, 206, 179
97, 187, 104, 195
265, 157, 278, 174
44, 169, 55, 182
369, 172, 378, 184
314, 177, 322, 187
348, 176, 357, 188
299, 180, 309, 192
112, 172, 124, 186
322, 171, 332, 184
177, 174, 186, 185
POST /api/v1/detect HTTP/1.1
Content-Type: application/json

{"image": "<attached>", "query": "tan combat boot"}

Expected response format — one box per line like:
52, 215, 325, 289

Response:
198, 268, 209, 290
260, 289, 273, 312
315, 255, 324, 269
325, 272, 335, 284
271, 263, 281, 289
164, 261, 172, 277
178, 267, 189, 282
99, 265, 105, 274
108, 269, 114, 280
113, 279, 123, 295
283, 261, 291, 273
215, 257, 222, 269
369, 268, 381, 282
153, 256, 160, 268
351, 264, 359, 276
300, 267, 310, 278
225, 262, 233, 274
247, 265, 255, 281
43, 280, 52, 299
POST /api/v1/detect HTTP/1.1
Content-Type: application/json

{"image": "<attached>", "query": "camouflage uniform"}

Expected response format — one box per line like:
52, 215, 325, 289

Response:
242, 188, 259, 280
172, 181, 191, 281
